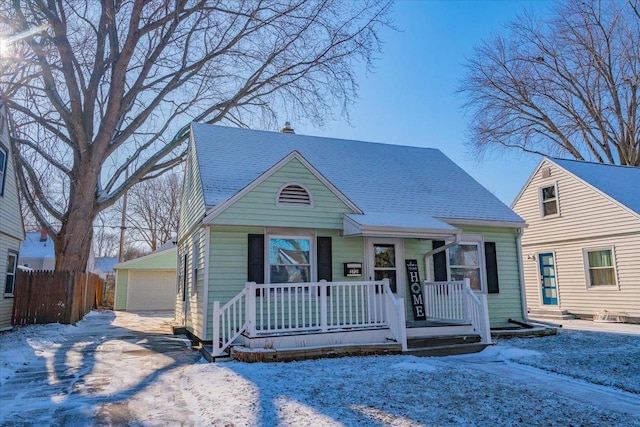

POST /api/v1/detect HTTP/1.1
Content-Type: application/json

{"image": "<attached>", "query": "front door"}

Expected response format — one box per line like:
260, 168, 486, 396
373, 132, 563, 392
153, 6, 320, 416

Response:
539, 252, 558, 305
366, 238, 404, 296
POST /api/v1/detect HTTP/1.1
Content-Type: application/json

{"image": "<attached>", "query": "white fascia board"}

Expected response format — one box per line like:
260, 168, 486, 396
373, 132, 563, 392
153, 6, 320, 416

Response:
202, 150, 362, 225
444, 218, 527, 229
510, 157, 547, 209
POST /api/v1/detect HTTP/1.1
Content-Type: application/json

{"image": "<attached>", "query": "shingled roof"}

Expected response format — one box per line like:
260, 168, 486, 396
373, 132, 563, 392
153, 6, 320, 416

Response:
191, 124, 524, 226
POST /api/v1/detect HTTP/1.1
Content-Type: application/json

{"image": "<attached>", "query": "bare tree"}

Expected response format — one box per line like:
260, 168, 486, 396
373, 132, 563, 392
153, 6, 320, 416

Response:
126, 171, 181, 252
459, 0, 640, 166
0, 0, 392, 271
93, 212, 119, 258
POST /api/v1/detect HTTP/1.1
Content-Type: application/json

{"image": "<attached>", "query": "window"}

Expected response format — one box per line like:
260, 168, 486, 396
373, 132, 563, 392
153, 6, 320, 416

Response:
540, 184, 558, 217
373, 243, 397, 293
584, 248, 617, 287
448, 243, 482, 291
5, 251, 18, 296
277, 183, 312, 207
0, 146, 7, 197
268, 237, 311, 283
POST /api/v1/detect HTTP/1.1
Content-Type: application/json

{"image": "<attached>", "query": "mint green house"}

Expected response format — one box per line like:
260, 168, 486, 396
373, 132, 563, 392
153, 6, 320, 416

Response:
177, 124, 527, 359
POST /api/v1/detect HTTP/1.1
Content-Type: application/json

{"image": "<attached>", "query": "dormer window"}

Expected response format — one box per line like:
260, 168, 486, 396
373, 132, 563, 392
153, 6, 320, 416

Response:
277, 183, 313, 207
540, 184, 558, 217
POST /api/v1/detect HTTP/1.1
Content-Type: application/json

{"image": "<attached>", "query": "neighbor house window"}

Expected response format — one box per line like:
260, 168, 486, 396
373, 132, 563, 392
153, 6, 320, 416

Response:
448, 243, 482, 291
5, 251, 18, 296
584, 247, 617, 287
0, 146, 7, 197
268, 237, 311, 283
540, 184, 558, 217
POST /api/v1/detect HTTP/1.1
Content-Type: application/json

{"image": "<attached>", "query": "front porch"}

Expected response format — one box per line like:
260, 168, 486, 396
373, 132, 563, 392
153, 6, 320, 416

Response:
207, 279, 491, 361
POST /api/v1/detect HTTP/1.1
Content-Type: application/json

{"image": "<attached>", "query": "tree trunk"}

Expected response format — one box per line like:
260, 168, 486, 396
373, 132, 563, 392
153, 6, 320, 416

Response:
53, 166, 99, 272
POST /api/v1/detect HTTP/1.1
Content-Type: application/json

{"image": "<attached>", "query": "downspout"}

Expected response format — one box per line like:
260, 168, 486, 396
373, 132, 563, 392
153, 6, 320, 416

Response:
423, 233, 460, 280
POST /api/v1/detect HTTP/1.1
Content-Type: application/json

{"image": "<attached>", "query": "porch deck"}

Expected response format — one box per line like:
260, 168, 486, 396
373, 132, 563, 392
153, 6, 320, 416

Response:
208, 279, 491, 361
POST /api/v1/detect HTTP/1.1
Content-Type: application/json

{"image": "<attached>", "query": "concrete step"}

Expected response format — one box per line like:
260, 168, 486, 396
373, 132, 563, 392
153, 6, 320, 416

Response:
404, 342, 490, 357
528, 309, 575, 320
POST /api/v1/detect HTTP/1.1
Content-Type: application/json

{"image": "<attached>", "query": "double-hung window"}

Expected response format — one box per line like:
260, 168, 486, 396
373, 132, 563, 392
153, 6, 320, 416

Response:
540, 184, 558, 217
268, 237, 312, 284
5, 251, 18, 296
584, 247, 617, 287
448, 242, 482, 291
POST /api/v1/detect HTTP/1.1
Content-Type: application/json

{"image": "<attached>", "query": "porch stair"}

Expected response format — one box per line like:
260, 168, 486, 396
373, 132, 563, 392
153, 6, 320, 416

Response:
528, 308, 575, 320
404, 334, 489, 357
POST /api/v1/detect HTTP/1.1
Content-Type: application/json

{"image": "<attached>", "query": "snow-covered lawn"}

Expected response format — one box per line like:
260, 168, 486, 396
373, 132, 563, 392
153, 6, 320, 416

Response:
1, 311, 639, 426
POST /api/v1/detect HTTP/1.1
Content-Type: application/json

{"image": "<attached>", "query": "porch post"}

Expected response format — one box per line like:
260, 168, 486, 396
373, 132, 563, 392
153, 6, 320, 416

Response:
463, 278, 471, 322
319, 280, 328, 332
245, 282, 257, 337
396, 297, 407, 351
212, 301, 221, 354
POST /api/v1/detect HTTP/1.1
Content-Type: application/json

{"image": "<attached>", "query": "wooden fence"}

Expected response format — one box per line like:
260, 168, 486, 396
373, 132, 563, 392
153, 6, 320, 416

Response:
12, 271, 103, 325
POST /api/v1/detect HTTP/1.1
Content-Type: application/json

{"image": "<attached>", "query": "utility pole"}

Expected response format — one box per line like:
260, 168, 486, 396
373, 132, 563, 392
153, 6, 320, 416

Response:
118, 163, 129, 262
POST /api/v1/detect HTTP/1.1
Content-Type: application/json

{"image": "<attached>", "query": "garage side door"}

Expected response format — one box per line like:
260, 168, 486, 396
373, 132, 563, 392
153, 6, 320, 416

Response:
127, 270, 177, 311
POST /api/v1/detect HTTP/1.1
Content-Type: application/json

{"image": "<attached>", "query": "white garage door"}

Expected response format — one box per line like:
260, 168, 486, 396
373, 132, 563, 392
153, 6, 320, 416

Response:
127, 270, 176, 311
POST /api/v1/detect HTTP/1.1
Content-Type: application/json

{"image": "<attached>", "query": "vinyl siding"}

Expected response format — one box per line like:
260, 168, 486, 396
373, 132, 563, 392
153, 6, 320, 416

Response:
0, 109, 24, 243
210, 158, 353, 229
456, 226, 525, 328
178, 135, 206, 241
513, 160, 640, 320
114, 271, 128, 310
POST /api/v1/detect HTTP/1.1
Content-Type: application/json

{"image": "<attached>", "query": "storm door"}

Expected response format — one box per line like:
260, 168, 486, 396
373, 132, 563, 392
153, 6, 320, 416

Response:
539, 252, 558, 305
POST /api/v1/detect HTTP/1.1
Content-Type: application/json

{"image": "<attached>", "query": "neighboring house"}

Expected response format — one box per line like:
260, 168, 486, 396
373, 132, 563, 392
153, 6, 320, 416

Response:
0, 102, 25, 331
18, 229, 55, 270
512, 157, 640, 323
114, 241, 177, 311
176, 124, 528, 359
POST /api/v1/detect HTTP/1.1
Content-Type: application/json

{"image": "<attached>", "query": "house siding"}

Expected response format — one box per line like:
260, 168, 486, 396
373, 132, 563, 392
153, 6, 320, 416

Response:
178, 135, 207, 241
0, 104, 24, 330
210, 158, 353, 229
457, 226, 524, 327
114, 270, 128, 310
513, 160, 640, 320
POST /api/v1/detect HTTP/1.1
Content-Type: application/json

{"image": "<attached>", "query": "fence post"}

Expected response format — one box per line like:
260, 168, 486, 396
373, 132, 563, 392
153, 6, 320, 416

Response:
396, 297, 407, 351
319, 280, 328, 332
212, 301, 221, 354
245, 282, 256, 337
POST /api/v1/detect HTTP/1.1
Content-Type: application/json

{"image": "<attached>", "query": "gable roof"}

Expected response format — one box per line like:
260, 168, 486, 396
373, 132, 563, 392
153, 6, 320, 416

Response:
19, 232, 55, 260
548, 158, 640, 216
203, 150, 362, 223
191, 124, 523, 227
113, 246, 177, 271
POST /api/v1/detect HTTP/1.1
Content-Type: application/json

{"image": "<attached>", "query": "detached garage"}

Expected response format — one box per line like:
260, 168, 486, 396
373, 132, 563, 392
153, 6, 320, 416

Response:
114, 244, 177, 311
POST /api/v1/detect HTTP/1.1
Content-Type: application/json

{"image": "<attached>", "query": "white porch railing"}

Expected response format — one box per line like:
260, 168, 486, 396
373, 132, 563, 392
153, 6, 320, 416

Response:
423, 279, 492, 344
212, 279, 406, 356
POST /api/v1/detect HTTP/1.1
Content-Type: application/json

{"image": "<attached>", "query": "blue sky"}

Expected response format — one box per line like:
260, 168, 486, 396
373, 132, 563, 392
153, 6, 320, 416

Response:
296, 0, 552, 206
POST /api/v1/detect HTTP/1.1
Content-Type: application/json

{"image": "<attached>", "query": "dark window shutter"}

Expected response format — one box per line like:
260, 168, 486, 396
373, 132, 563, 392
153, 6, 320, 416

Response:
317, 236, 332, 281
433, 240, 448, 281
484, 241, 500, 293
317, 236, 332, 296
247, 234, 264, 284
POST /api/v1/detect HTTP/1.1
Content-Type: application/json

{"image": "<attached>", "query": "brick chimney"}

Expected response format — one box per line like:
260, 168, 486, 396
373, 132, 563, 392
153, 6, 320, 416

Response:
280, 121, 295, 134
40, 227, 47, 242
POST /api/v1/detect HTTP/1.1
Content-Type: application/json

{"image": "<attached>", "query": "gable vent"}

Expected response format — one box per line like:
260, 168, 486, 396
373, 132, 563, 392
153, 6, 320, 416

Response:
278, 184, 312, 206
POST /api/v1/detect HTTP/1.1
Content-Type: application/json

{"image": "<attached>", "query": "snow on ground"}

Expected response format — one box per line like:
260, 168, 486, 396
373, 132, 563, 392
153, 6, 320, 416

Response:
1, 312, 639, 426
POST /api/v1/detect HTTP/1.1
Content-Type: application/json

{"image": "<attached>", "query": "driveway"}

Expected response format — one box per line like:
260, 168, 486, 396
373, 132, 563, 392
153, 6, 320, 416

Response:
0, 310, 201, 426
